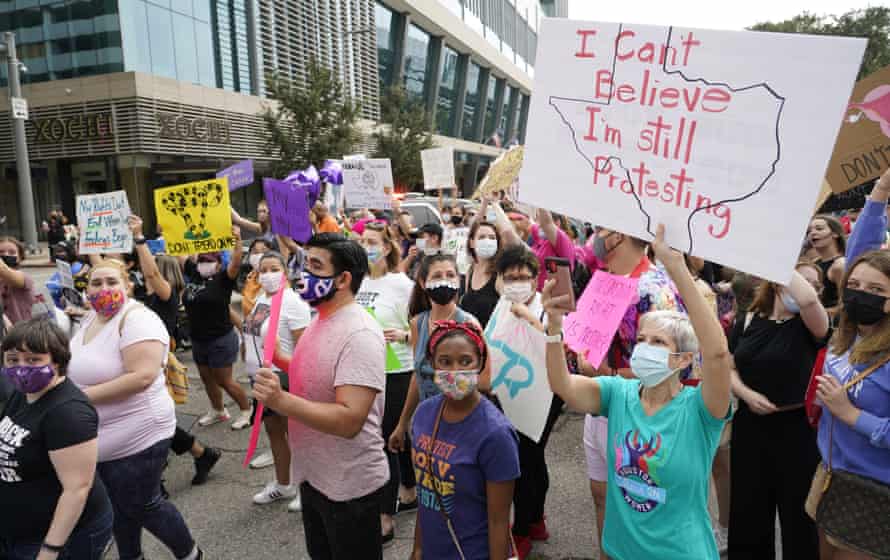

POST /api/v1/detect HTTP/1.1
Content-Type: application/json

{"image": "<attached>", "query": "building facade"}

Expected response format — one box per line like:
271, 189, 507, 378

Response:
0, 0, 544, 238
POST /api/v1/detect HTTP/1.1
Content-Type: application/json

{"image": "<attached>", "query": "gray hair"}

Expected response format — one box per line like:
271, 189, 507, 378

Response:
639, 310, 699, 354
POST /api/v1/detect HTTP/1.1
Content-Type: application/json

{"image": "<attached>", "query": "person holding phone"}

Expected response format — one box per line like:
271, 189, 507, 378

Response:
529, 210, 575, 291
577, 226, 684, 560
544, 224, 732, 560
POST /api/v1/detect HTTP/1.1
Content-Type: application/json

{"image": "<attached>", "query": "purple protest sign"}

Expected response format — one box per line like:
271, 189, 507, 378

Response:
217, 160, 254, 191
263, 178, 312, 242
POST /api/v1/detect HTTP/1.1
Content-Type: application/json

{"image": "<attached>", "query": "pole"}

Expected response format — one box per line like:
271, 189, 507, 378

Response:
6, 32, 38, 252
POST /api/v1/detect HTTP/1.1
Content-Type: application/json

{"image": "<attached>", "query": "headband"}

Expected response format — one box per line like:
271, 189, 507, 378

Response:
427, 320, 488, 368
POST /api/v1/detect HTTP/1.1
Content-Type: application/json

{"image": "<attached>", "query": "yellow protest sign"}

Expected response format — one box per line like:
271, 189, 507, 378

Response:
154, 178, 235, 256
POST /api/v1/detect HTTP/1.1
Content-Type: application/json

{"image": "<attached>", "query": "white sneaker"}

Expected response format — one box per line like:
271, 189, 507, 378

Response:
288, 494, 302, 512
249, 451, 274, 469
714, 526, 729, 554
231, 410, 252, 430
253, 481, 297, 505
198, 408, 230, 427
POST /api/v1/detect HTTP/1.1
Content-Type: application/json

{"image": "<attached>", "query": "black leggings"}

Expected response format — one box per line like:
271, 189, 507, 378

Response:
728, 404, 820, 559
512, 395, 564, 536
380, 372, 416, 516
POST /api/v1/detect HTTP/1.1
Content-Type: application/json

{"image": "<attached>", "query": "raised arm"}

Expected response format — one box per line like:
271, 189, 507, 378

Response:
0, 255, 26, 289
785, 269, 829, 339
487, 198, 522, 249
652, 224, 731, 419
129, 216, 171, 302
227, 225, 243, 280
231, 208, 262, 234
847, 168, 890, 265
536, 208, 559, 246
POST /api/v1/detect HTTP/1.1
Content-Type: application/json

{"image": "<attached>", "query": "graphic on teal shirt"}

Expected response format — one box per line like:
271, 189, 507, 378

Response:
614, 429, 668, 513
365, 307, 404, 371
484, 307, 534, 398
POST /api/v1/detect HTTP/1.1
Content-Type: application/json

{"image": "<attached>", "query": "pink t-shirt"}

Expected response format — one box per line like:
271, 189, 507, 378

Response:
287, 302, 388, 502
1, 274, 34, 323
530, 223, 576, 291
68, 300, 174, 462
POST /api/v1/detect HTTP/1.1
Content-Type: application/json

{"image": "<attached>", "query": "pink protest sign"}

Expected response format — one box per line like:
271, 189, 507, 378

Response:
243, 273, 287, 468
563, 270, 639, 369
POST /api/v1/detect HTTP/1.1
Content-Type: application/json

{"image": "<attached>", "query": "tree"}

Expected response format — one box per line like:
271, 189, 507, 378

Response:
750, 7, 890, 79
372, 85, 435, 191
262, 60, 364, 178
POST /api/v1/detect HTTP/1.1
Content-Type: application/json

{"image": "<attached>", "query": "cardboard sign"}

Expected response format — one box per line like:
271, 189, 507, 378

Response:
56, 261, 75, 290
154, 178, 235, 256
825, 65, 890, 193
485, 299, 552, 443
217, 159, 255, 191
421, 147, 455, 190
442, 227, 471, 275
76, 190, 132, 255
563, 271, 640, 368
263, 178, 312, 243
519, 20, 865, 284
342, 158, 394, 209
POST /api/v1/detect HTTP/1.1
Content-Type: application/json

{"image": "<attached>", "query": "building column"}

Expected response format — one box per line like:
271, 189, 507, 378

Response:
504, 86, 519, 143
461, 154, 481, 197
469, 67, 490, 144
117, 155, 154, 232
490, 77, 506, 139
518, 93, 530, 144
425, 36, 444, 124
450, 53, 470, 138
391, 11, 411, 86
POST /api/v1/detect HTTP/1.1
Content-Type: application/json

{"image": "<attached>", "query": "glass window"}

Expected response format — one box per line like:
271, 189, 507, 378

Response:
435, 45, 459, 135
403, 23, 430, 103
375, 1, 395, 89
146, 2, 176, 78
461, 62, 481, 141
173, 13, 198, 84
120, 0, 151, 74
195, 19, 215, 87
499, 85, 513, 136
193, 0, 211, 22
483, 77, 500, 139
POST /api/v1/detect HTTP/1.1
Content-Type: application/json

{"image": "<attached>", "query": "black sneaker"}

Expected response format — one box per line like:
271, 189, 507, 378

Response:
192, 447, 221, 485
396, 498, 418, 515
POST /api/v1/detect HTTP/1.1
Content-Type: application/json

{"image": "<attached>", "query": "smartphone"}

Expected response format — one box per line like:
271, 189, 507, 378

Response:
545, 257, 576, 312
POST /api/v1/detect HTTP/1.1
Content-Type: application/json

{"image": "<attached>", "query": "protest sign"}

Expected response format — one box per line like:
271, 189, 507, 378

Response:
563, 271, 639, 368
217, 160, 254, 191
263, 178, 312, 243
484, 299, 552, 442
825, 65, 890, 193
154, 178, 235, 256
76, 190, 132, 255
342, 158, 394, 209
56, 261, 75, 290
475, 146, 524, 198
519, 20, 865, 284
421, 147, 455, 190
442, 227, 471, 274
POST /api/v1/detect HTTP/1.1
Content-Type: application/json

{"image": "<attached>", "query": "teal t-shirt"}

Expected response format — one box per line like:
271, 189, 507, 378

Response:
598, 376, 729, 560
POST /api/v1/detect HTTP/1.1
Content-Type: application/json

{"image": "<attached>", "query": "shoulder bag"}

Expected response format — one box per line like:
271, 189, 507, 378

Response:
815, 356, 890, 559
118, 303, 188, 405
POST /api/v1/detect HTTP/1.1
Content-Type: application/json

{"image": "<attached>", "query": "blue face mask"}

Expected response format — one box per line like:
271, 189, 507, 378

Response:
299, 271, 337, 307
630, 343, 681, 388
366, 247, 383, 264
781, 290, 800, 314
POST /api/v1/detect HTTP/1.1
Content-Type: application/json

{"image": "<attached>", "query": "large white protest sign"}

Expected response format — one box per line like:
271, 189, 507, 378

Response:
76, 190, 132, 255
519, 20, 865, 284
421, 147, 455, 190
484, 299, 552, 443
342, 158, 394, 209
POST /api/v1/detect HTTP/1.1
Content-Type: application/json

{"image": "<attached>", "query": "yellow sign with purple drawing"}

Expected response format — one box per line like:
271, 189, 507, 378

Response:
154, 178, 235, 256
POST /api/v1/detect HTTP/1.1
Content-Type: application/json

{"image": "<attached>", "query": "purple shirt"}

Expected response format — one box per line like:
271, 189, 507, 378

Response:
412, 395, 520, 559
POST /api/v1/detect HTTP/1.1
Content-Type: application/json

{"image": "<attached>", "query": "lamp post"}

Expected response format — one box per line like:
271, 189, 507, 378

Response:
1, 31, 38, 253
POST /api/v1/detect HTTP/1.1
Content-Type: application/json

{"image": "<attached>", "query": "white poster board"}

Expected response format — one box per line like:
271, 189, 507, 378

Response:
442, 227, 471, 275
76, 190, 133, 255
342, 158, 394, 209
484, 299, 552, 443
519, 20, 865, 284
56, 261, 74, 290
421, 147, 456, 191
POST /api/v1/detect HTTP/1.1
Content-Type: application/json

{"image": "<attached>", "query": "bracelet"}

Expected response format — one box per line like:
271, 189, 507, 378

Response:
133, 236, 147, 245
42, 542, 64, 553
544, 331, 563, 344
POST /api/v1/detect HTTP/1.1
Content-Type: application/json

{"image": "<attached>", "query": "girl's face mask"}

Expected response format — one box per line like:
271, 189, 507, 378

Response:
434, 369, 479, 400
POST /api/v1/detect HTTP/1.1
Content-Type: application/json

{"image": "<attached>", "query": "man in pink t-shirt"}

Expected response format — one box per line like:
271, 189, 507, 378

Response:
529, 209, 576, 291
254, 232, 387, 558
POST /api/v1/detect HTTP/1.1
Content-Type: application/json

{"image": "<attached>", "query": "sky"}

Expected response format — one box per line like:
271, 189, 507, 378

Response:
568, 0, 880, 30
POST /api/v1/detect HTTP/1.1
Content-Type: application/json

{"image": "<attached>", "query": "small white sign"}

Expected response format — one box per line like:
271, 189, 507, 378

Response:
421, 147, 455, 190
11, 97, 27, 120
342, 158, 394, 209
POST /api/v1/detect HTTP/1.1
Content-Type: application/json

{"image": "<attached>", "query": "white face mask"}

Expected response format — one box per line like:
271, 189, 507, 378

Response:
259, 272, 282, 294
502, 282, 534, 304
248, 254, 262, 270
197, 262, 217, 278
475, 238, 498, 259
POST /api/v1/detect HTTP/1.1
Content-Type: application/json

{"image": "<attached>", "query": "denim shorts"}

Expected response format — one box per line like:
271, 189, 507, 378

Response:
191, 328, 239, 368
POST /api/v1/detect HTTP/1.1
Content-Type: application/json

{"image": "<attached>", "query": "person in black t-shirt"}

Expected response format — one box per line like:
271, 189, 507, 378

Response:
181, 226, 251, 429
128, 216, 221, 486
728, 264, 829, 558
0, 318, 112, 559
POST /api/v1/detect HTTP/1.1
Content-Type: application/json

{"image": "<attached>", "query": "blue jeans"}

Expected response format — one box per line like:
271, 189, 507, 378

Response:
97, 438, 196, 560
0, 506, 113, 560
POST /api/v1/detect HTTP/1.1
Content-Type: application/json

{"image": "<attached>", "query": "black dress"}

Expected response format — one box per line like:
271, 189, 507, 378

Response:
460, 266, 500, 328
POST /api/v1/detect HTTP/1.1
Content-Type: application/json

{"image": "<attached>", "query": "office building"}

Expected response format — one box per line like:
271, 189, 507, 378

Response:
0, 0, 545, 237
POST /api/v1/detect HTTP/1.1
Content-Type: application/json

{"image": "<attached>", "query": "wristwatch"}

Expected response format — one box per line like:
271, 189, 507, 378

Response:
134, 236, 147, 245
544, 330, 563, 344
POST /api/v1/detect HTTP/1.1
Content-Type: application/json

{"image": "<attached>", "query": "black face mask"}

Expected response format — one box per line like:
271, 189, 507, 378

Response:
426, 283, 459, 305
1, 255, 18, 269
843, 288, 888, 326
450, 215, 464, 226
